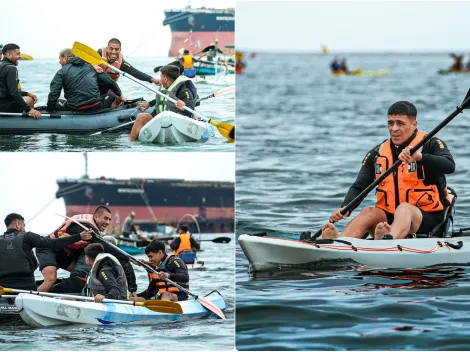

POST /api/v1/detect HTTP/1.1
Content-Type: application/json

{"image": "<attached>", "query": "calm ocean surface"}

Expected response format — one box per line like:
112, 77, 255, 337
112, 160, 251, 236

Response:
0, 233, 234, 351
236, 53, 470, 350
0, 58, 234, 152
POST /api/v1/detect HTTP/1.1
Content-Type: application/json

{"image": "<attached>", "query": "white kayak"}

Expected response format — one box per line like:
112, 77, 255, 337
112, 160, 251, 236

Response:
186, 261, 206, 270
138, 111, 212, 144
15, 293, 226, 328
238, 234, 470, 271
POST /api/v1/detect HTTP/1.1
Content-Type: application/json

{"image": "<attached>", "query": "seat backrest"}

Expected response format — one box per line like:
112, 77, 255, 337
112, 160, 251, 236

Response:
429, 186, 457, 237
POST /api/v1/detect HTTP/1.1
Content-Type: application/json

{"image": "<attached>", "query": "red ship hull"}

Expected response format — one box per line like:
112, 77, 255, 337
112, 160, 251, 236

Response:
168, 31, 234, 57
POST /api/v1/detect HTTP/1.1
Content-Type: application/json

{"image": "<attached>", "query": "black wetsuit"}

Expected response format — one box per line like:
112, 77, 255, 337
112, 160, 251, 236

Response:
342, 132, 455, 234
137, 255, 189, 301
0, 58, 31, 113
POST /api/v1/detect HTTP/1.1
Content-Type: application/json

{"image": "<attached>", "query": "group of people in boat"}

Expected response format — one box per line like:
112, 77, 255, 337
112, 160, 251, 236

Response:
447, 53, 470, 72
0, 207, 201, 304
0, 39, 204, 140
315, 101, 455, 241
330, 57, 350, 73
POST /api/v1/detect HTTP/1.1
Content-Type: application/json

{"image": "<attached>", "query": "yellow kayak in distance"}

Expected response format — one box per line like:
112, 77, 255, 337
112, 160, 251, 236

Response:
437, 69, 470, 75
331, 69, 388, 77
19, 53, 33, 60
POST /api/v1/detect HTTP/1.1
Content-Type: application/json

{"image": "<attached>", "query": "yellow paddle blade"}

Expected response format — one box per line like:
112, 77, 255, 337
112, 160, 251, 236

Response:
72, 41, 109, 67
135, 300, 183, 314
0, 286, 12, 295
321, 45, 329, 54
209, 120, 235, 142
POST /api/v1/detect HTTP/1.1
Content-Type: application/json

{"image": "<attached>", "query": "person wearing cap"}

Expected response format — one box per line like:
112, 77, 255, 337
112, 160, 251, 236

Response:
0, 213, 93, 291
121, 211, 138, 238
0, 43, 41, 118
129, 64, 197, 141
196, 39, 225, 61
96, 38, 160, 85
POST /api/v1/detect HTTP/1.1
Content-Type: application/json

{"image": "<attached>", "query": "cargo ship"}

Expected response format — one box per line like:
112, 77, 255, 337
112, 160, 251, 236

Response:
163, 6, 234, 57
55, 157, 234, 234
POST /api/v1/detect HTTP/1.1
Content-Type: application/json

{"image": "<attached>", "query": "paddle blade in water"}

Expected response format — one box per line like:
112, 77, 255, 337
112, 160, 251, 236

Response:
197, 296, 226, 319
72, 42, 107, 67
212, 237, 231, 244
135, 300, 183, 314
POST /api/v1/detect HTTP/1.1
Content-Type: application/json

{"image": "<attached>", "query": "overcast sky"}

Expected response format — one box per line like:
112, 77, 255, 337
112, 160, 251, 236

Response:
0, 152, 234, 233
1, 0, 235, 58
237, 1, 470, 53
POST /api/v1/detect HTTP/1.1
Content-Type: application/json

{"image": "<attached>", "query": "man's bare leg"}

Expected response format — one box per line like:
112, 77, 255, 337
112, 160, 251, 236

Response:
388, 203, 422, 239
24, 96, 34, 107
341, 206, 388, 238
130, 113, 153, 141
161, 292, 179, 302
37, 266, 58, 292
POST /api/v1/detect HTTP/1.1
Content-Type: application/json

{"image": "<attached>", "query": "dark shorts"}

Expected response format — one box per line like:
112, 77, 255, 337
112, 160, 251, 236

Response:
176, 292, 188, 301
57, 93, 116, 112
385, 209, 444, 235
36, 248, 75, 271
50, 275, 86, 295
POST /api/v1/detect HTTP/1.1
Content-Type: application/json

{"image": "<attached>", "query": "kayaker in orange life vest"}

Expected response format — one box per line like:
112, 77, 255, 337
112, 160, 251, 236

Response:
130, 240, 189, 302
95, 38, 160, 85
170, 225, 200, 255
321, 101, 455, 240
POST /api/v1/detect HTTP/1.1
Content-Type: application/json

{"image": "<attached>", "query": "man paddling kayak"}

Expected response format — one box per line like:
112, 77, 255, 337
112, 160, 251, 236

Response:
322, 101, 455, 240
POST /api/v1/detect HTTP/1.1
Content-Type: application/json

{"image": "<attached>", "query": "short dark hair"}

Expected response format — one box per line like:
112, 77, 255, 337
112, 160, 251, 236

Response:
2, 43, 20, 55
184, 50, 190, 54
145, 240, 166, 254
4, 213, 24, 227
179, 225, 189, 232
388, 101, 417, 121
85, 243, 104, 259
108, 38, 121, 47
94, 206, 111, 216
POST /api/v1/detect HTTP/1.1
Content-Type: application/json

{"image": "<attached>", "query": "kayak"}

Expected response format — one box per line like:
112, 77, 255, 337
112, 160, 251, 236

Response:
438, 69, 470, 75
238, 233, 470, 271
138, 111, 213, 144
0, 100, 144, 135
15, 292, 226, 327
331, 70, 388, 77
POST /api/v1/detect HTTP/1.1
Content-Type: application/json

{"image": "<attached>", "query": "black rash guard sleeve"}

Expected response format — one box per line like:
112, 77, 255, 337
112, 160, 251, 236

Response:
24, 232, 82, 251
121, 60, 153, 83
5, 66, 30, 111
420, 137, 455, 174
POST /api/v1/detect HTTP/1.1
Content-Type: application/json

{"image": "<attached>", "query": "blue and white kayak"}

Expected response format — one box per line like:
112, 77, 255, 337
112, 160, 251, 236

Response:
238, 234, 470, 271
15, 293, 226, 327
138, 111, 212, 144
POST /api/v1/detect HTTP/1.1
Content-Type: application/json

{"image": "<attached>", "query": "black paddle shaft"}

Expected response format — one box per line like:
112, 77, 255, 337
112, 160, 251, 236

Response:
312, 90, 470, 239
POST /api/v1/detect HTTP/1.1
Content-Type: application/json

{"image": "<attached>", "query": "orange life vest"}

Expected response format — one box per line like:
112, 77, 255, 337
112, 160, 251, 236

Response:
375, 130, 444, 214
49, 214, 97, 252
101, 47, 123, 81
147, 255, 189, 295
182, 55, 193, 69
174, 233, 192, 255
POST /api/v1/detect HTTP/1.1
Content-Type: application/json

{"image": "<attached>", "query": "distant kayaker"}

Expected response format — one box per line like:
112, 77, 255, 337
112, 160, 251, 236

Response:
330, 57, 342, 73
340, 58, 349, 73
0, 43, 41, 118
449, 53, 463, 72
46, 48, 125, 112
196, 39, 225, 62
121, 211, 138, 238
171, 225, 201, 257
96, 38, 160, 85
129, 65, 197, 141
0, 213, 92, 291
0, 45, 3, 60
36, 206, 138, 298
322, 101, 455, 240
83, 243, 128, 302
130, 240, 189, 302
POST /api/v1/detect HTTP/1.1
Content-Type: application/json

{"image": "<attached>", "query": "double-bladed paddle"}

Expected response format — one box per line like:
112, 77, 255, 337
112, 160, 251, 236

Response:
56, 214, 226, 320
0, 286, 183, 314
72, 41, 234, 142
197, 86, 235, 103
310, 89, 470, 240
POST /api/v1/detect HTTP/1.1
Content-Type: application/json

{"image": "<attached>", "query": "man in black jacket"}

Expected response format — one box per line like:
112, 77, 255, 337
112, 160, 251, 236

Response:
131, 240, 189, 302
0, 213, 92, 291
129, 65, 196, 141
321, 101, 455, 240
0, 43, 41, 118
46, 48, 125, 112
